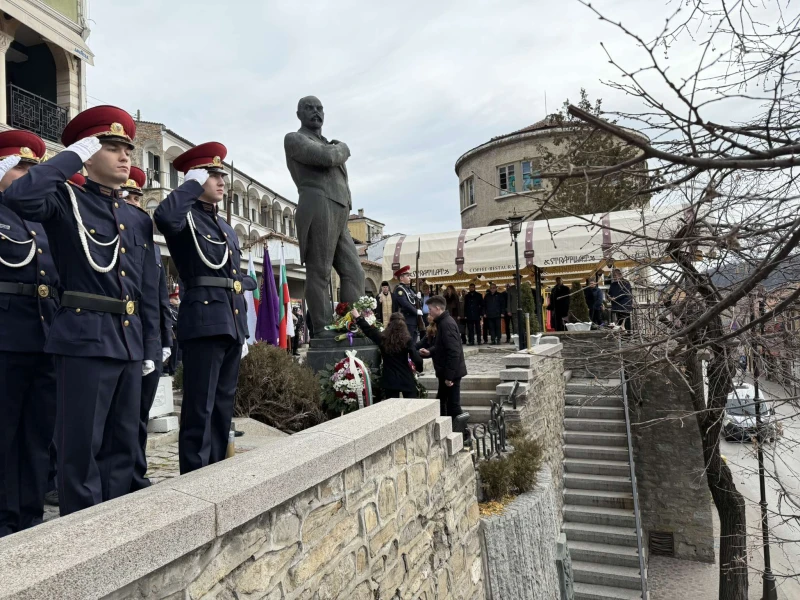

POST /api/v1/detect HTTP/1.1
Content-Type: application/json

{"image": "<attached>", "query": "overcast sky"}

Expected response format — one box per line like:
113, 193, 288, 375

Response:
85, 0, 678, 235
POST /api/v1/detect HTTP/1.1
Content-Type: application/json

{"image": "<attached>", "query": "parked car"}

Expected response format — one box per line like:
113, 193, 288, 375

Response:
723, 383, 778, 442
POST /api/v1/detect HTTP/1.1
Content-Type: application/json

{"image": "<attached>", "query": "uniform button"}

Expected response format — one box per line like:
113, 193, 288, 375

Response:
75, 308, 81, 313
120, 224, 126, 231
37, 248, 42, 254
40, 316, 44, 321
123, 320, 130, 327
30, 230, 37, 236
229, 250, 232, 256
90, 229, 96, 234
120, 248, 126, 254
203, 301, 209, 305
121, 270, 126, 277
114, 202, 119, 208
224, 233, 228, 237
126, 295, 130, 300
206, 234, 211, 239
40, 270, 45, 276
232, 269, 237, 274
235, 309, 239, 315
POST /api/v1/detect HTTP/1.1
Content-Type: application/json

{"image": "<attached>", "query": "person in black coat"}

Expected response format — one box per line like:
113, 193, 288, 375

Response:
463, 283, 483, 345
352, 308, 422, 398
418, 296, 467, 419
483, 283, 504, 344
550, 277, 571, 331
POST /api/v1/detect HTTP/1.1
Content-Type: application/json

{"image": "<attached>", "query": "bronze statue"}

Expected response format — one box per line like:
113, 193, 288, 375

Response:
284, 96, 365, 335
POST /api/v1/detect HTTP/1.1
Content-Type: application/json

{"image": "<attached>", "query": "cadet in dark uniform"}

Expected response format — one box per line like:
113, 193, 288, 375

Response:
3, 106, 161, 516
392, 265, 422, 340
153, 143, 254, 475
123, 166, 174, 491
0, 132, 59, 536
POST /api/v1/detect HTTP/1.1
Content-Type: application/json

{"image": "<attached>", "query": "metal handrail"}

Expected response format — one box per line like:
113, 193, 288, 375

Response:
619, 342, 648, 598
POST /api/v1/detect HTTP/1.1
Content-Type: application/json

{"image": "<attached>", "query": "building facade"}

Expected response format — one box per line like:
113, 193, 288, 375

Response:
347, 208, 384, 244
0, 0, 91, 153
131, 121, 305, 300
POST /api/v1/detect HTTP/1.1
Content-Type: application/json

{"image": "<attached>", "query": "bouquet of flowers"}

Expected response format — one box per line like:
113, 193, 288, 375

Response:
325, 296, 382, 344
330, 350, 374, 411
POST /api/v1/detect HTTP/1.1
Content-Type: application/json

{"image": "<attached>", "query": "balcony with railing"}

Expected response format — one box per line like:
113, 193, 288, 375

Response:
6, 84, 69, 143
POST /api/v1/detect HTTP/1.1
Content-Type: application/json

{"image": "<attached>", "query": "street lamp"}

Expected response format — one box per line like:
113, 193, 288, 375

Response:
508, 210, 526, 350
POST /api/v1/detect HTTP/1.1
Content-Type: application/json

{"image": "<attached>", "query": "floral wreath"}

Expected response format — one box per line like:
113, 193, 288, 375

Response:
325, 296, 382, 344
330, 350, 374, 409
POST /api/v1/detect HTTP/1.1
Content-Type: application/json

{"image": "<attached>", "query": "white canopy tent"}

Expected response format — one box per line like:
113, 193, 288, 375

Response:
382, 209, 682, 289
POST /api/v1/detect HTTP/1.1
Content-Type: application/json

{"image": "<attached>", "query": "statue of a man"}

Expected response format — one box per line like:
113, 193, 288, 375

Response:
284, 96, 365, 335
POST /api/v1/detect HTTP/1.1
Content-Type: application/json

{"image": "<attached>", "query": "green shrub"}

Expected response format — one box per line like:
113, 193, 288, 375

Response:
235, 343, 327, 433
478, 434, 544, 502
172, 362, 183, 390
478, 457, 512, 501
570, 281, 591, 322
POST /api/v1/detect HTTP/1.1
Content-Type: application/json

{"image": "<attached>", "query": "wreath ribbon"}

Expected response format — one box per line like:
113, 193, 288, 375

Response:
345, 350, 373, 409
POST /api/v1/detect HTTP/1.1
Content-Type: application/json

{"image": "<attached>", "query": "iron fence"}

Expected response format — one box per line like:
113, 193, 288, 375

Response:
7, 85, 68, 143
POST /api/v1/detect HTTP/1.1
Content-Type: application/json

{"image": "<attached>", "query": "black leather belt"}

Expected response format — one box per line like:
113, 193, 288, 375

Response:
61, 291, 139, 315
0, 281, 58, 299
186, 276, 243, 294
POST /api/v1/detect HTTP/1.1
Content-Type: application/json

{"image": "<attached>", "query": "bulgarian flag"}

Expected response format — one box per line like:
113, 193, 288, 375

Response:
245, 254, 259, 345
279, 244, 294, 349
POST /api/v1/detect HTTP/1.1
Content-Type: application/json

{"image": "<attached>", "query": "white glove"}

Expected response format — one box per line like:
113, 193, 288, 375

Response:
185, 168, 209, 186
67, 137, 102, 163
120, 190, 129, 199
241, 343, 249, 359
142, 360, 155, 376
416, 292, 422, 299
417, 309, 424, 316
162, 347, 172, 362
0, 156, 20, 180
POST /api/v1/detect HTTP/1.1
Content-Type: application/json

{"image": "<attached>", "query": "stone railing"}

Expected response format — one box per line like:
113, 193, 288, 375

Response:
0, 399, 485, 600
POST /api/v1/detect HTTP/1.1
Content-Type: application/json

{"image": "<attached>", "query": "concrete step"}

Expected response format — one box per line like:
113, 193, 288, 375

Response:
461, 406, 525, 425
565, 473, 631, 493
566, 378, 622, 395
565, 444, 629, 461
565, 418, 626, 434
565, 458, 631, 477
563, 522, 638, 547
418, 374, 500, 391
564, 489, 634, 510
566, 394, 623, 407
572, 561, 642, 591
565, 406, 626, 420
459, 390, 502, 406
568, 541, 641, 568
574, 582, 642, 600
564, 505, 636, 528
564, 431, 628, 447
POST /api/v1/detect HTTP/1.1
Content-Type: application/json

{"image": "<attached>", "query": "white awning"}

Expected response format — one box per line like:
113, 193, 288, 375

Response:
4, 1, 94, 65
382, 208, 683, 284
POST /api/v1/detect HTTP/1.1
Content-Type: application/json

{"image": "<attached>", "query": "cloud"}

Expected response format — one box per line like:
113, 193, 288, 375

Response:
86, 0, 697, 234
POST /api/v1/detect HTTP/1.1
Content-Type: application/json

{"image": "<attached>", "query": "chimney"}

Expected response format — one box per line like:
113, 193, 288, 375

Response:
358, 208, 364, 218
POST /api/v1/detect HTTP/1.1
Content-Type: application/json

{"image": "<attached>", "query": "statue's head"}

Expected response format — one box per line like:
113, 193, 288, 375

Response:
297, 96, 324, 131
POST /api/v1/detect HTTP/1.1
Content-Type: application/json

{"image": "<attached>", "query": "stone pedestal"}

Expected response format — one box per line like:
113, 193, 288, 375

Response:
305, 335, 380, 373
149, 376, 175, 419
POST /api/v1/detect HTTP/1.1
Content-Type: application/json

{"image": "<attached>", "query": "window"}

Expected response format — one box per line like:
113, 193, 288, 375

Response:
460, 177, 475, 210
147, 152, 162, 187
169, 162, 179, 189
498, 164, 516, 195
251, 208, 257, 222
233, 193, 240, 216
522, 161, 542, 191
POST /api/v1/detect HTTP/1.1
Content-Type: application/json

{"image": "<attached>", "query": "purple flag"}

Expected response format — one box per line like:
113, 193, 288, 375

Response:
256, 249, 280, 345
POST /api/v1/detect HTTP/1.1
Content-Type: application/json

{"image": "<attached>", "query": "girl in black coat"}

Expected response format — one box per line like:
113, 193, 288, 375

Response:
352, 309, 423, 399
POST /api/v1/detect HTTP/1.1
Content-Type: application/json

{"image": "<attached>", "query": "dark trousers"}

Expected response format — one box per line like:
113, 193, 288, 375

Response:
503, 314, 513, 341
487, 317, 502, 343
130, 359, 163, 492
437, 378, 463, 418
555, 313, 567, 331
590, 308, 604, 326
466, 320, 480, 345
0, 351, 56, 536
180, 337, 241, 475
613, 311, 632, 331
406, 319, 418, 343
482, 318, 489, 343
383, 388, 419, 399
55, 355, 140, 517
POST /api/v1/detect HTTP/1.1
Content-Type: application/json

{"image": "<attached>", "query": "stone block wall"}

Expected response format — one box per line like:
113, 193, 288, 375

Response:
0, 400, 485, 600
626, 361, 715, 563
552, 331, 621, 379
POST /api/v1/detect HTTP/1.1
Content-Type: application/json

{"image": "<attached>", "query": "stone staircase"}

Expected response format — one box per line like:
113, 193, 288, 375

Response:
563, 378, 647, 600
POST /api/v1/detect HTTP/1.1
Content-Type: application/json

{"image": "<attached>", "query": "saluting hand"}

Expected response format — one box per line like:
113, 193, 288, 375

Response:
185, 168, 209, 186
0, 155, 20, 180
67, 136, 102, 163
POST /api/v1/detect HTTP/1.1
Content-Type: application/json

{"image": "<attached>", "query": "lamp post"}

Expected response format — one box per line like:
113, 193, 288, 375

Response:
508, 210, 526, 350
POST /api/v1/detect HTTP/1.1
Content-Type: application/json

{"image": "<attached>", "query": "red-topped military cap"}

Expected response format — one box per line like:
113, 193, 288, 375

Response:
172, 142, 227, 175
61, 105, 136, 148
68, 173, 86, 187
0, 130, 46, 164
394, 265, 411, 278
122, 166, 146, 195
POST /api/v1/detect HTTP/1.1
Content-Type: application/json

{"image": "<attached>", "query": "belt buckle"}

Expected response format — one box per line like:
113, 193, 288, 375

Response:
37, 285, 49, 298
233, 280, 242, 294
125, 300, 135, 315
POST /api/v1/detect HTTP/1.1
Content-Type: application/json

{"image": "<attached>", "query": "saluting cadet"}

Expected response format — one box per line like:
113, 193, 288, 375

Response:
153, 143, 254, 475
2, 106, 161, 516
392, 265, 422, 340
123, 166, 174, 491
0, 131, 58, 536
